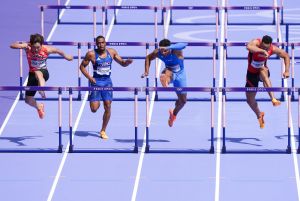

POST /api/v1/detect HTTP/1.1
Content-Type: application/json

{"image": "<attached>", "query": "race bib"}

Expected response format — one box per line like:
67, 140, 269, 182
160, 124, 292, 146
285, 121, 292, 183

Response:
31, 59, 47, 69
251, 60, 265, 68
96, 67, 111, 75
167, 64, 180, 72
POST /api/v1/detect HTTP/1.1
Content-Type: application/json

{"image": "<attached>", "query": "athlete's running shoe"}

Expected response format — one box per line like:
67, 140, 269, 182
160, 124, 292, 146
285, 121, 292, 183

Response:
100, 131, 109, 139
258, 112, 265, 129
168, 109, 176, 127
37, 103, 45, 119
272, 98, 281, 106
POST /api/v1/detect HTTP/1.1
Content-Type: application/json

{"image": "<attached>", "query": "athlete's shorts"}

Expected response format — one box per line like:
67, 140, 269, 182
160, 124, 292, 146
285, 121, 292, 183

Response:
245, 70, 270, 87
26, 69, 49, 96
162, 68, 187, 94
89, 77, 113, 101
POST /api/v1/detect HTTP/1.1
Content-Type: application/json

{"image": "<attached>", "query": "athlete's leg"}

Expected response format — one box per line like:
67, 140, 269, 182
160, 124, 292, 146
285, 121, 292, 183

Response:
246, 92, 265, 128
160, 69, 172, 87
101, 100, 112, 132
259, 67, 280, 106
34, 70, 46, 99
245, 71, 264, 128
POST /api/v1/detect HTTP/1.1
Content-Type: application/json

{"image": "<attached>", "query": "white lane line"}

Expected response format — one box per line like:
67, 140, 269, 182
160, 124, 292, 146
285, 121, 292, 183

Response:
0, 0, 71, 137
214, 0, 225, 201
275, 1, 300, 200
46, 0, 123, 201
130, 1, 173, 200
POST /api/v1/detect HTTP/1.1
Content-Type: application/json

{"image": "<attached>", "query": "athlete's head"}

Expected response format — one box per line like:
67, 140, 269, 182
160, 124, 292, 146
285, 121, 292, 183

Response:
30, 33, 44, 53
261, 35, 273, 51
95, 35, 106, 51
159, 39, 171, 56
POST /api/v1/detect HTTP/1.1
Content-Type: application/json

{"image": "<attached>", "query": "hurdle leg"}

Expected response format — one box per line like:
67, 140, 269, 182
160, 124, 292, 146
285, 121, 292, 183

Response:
68, 88, 74, 153
287, 89, 291, 153
58, 88, 63, 153
210, 88, 215, 153
145, 88, 150, 152
222, 89, 226, 153
134, 88, 139, 153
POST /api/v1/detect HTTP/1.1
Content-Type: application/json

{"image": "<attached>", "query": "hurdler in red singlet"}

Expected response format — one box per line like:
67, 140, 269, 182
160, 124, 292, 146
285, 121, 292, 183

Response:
245, 35, 290, 129
10, 33, 73, 119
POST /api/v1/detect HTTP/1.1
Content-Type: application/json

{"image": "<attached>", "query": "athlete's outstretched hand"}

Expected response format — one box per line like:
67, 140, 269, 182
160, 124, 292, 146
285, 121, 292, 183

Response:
283, 71, 290, 79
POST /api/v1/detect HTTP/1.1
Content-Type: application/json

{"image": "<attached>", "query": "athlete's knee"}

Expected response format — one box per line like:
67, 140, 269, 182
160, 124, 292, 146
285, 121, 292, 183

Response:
90, 107, 98, 113
104, 102, 111, 111
90, 104, 99, 113
160, 74, 168, 87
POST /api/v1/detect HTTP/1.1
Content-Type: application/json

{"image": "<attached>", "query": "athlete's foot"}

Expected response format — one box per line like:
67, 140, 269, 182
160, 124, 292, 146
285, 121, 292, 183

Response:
37, 103, 45, 119
258, 112, 265, 129
38, 91, 46, 99
100, 130, 109, 140
272, 98, 281, 106
168, 109, 176, 127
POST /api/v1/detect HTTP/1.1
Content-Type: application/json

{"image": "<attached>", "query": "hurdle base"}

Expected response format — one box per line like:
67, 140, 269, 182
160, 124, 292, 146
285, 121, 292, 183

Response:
0, 148, 62, 153
69, 148, 138, 153
133, 146, 139, 153
286, 146, 291, 154
146, 148, 214, 154
210, 146, 214, 154
221, 149, 290, 154
69, 145, 74, 153
221, 146, 226, 153
145, 145, 150, 153
58, 145, 63, 153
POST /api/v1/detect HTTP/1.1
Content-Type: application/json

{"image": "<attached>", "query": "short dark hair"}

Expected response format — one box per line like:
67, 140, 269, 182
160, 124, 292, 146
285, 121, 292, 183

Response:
96, 35, 105, 42
262, 35, 273, 44
159, 39, 171, 47
30, 33, 44, 45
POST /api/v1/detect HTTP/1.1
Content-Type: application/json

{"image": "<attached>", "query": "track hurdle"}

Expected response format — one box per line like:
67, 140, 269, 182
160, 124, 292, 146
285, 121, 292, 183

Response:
67, 86, 140, 153
145, 87, 215, 153
221, 87, 291, 154
0, 86, 64, 153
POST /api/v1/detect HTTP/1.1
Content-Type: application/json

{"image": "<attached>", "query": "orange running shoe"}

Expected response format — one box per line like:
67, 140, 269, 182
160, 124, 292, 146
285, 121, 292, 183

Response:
272, 98, 281, 106
168, 109, 176, 127
100, 131, 109, 139
37, 103, 45, 119
258, 112, 265, 129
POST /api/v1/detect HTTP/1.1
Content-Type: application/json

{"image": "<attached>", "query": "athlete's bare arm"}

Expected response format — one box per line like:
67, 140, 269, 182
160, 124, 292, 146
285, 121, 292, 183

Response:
173, 50, 184, 59
246, 39, 269, 57
142, 49, 159, 78
108, 48, 133, 67
272, 46, 290, 78
80, 51, 96, 84
46, 45, 73, 61
10, 42, 29, 49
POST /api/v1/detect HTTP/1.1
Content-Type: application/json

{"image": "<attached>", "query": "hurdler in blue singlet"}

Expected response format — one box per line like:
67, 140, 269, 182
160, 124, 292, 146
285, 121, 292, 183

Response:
89, 49, 113, 101
157, 49, 187, 94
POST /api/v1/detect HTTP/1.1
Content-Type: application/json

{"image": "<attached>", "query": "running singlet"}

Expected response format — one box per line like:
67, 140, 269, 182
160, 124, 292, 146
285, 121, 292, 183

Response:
93, 49, 113, 78
248, 38, 274, 73
158, 50, 184, 73
26, 46, 48, 72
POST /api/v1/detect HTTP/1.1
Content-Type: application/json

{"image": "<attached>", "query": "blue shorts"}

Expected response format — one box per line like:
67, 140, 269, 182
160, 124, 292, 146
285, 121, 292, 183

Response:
89, 77, 113, 101
170, 70, 187, 94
